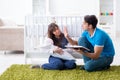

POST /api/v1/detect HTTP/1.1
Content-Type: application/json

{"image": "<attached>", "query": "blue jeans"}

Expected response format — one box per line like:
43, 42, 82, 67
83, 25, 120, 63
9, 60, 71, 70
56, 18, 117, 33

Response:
78, 37, 114, 72
42, 56, 76, 70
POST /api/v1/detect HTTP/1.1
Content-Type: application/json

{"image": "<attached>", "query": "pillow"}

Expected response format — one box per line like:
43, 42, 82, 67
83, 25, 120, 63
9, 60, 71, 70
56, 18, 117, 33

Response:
0, 19, 17, 26
52, 49, 75, 60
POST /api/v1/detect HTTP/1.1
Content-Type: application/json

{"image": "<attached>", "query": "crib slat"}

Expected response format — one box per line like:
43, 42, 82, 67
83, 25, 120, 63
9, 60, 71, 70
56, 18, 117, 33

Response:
24, 16, 83, 64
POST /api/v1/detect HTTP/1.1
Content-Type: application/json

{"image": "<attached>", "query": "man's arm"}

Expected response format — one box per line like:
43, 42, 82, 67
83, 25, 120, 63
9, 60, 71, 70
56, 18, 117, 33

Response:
76, 46, 103, 59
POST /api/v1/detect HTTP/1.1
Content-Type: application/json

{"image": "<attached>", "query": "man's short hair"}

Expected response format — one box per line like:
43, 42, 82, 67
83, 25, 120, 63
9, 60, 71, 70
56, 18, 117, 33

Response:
84, 15, 98, 29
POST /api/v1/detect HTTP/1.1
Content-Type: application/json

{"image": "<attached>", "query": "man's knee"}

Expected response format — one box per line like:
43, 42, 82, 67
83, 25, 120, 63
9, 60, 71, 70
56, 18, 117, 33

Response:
78, 37, 94, 53
78, 37, 88, 46
84, 63, 95, 72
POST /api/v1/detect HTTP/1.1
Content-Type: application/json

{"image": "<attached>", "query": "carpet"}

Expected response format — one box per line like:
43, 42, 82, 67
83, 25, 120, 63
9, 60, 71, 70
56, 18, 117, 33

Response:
0, 64, 120, 80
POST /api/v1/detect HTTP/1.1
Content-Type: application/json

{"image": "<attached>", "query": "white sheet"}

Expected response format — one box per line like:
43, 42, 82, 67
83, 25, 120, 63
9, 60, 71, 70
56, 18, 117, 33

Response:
35, 37, 76, 60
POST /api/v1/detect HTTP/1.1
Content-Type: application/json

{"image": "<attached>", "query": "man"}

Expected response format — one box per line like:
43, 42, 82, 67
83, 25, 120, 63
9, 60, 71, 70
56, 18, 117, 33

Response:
64, 15, 115, 72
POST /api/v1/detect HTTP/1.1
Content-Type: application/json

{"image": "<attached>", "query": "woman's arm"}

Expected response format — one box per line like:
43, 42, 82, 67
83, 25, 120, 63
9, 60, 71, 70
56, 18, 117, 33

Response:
53, 46, 63, 55
63, 26, 78, 45
46, 37, 63, 55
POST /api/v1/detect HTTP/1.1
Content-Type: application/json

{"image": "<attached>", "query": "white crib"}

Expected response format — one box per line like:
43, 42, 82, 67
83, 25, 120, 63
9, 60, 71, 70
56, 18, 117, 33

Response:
24, 15, 83, 64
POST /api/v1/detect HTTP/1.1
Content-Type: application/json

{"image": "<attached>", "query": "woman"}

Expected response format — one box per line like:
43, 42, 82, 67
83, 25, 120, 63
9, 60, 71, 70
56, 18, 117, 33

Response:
32, 23, 76, 70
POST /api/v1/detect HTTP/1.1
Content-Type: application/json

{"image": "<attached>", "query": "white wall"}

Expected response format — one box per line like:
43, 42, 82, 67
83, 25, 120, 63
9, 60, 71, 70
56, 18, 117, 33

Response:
49, 0, 99, 16
115, 0, 120, 33
0, 0, 32, 25
0, 0, 99, 25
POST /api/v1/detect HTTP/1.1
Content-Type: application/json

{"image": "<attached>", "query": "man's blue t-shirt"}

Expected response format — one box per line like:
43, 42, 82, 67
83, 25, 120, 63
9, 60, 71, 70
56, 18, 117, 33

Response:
81, 28, 115, 57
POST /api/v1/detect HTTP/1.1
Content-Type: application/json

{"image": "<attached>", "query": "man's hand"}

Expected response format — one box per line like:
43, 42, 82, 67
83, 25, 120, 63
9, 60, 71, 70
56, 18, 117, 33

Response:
73, 48, 85, 55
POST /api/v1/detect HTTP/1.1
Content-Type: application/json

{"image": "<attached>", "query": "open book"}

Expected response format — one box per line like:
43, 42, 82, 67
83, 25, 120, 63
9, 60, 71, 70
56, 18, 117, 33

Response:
65, 45, 90, 52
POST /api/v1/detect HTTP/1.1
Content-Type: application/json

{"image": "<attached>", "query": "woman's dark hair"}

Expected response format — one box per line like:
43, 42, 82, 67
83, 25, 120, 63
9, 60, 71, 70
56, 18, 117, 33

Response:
84, 15, 98, 29
48, 23, 64, 47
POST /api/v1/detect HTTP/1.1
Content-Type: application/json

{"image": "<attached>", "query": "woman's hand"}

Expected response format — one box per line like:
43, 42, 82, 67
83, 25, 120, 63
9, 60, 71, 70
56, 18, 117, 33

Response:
63, 26, 69, 38
63, 26, 78, 45
53, 47, 63, 55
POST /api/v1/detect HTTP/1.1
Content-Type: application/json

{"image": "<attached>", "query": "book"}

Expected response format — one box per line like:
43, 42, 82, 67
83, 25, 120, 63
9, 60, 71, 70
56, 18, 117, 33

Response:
65, 45, 90, 51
